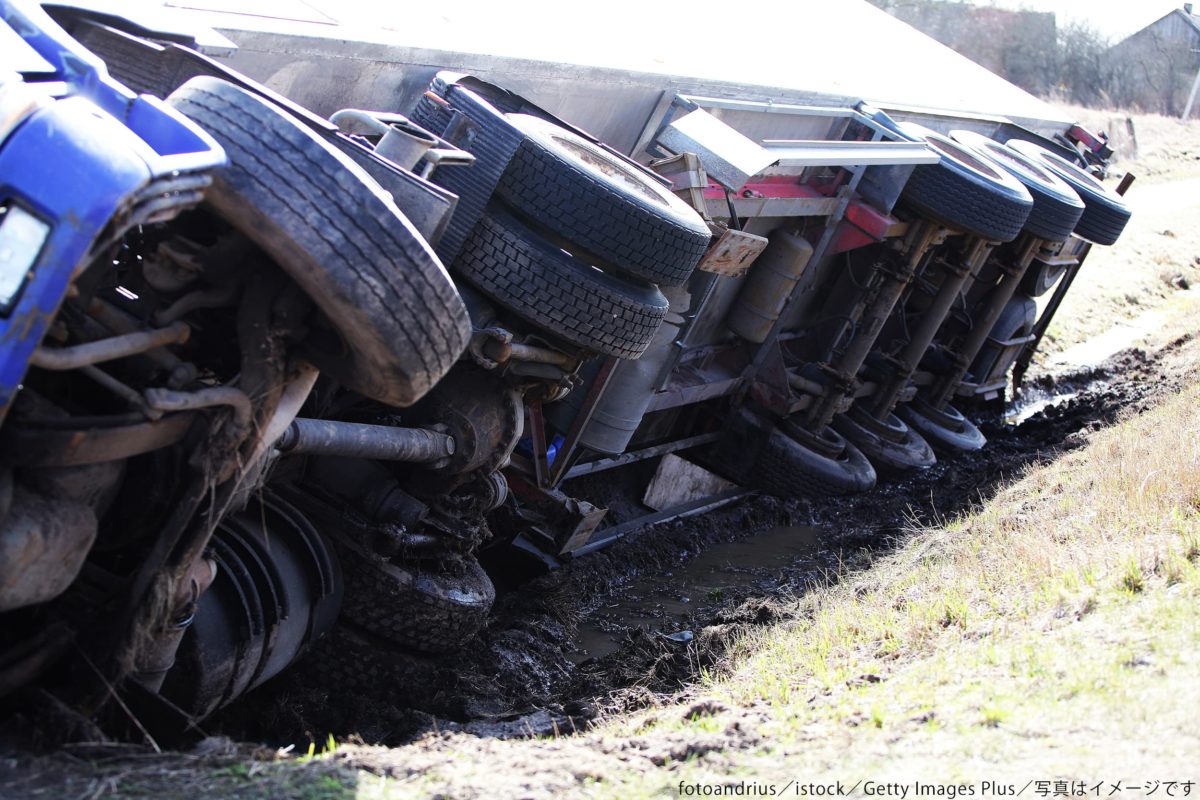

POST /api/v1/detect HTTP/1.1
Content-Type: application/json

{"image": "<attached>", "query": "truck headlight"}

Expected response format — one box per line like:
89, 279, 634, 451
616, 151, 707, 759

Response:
0, 205, 50, 315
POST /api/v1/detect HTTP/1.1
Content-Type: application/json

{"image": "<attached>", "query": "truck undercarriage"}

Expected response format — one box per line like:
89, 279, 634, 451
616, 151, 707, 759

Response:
0, 0, 1132, 742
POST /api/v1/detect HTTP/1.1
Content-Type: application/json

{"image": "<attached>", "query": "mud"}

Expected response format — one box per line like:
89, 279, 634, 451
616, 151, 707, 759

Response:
571, 524, 821, 664
195, 335, 1185, 751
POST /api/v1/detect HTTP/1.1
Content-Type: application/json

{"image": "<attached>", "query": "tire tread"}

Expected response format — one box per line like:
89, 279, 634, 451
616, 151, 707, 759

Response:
169, 78, 469, 406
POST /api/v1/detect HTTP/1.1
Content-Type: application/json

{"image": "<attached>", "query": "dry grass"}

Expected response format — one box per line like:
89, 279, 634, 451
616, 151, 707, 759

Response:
717, 372, 1200, 713
1029, 103, 1200, 358
1058, 103, 1200, 185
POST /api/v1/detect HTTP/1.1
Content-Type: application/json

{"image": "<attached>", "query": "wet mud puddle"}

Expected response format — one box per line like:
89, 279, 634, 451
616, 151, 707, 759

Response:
1004, 385, 1081, 425
572, 525, 821, 662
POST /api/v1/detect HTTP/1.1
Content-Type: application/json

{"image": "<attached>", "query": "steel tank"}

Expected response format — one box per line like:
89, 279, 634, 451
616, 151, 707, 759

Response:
726, 229, 814, 343
545, 281, 692, 455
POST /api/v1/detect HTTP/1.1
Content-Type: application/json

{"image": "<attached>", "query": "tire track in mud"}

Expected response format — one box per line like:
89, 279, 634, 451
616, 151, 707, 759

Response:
209, 338, 1187, 746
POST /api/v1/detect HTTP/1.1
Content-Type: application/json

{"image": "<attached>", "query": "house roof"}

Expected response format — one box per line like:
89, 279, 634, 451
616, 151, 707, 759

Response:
1115, 6, 1200, 44
1180, 7, 1200, 35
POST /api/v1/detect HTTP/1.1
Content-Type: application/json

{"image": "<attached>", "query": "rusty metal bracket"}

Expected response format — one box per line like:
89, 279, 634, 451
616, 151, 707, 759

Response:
695, 225, 769, 278
504, 470, 608, 556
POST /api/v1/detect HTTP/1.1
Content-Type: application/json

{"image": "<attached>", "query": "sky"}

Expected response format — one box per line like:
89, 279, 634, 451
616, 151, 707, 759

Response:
975, 0, 1188, 41
154, 0, 1192, 44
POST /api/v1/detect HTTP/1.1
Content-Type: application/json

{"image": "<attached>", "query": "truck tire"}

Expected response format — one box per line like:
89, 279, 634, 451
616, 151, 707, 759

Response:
754, 422, 877, 498
897, 401, 986, 454
1006, 139, 1132, 246
969, 295, 1037, 383
305, 622, 441, 704
832, 409, 936, 475
453, 206, 669, 359
333, 534, 495, 654
896, 123, 1032, 243
167, 77, 470, 408
949, 130, 1085, 242
497, 114, 711, 286
1020, 260, 1067, 298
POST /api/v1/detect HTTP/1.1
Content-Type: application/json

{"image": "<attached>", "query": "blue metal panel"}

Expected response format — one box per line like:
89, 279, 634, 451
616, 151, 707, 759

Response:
0, 0, 224, 424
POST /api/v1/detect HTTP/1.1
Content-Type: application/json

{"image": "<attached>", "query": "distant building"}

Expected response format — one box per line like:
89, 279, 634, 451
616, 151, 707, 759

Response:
867, 0, 1058, 95
1108, 5, 1200, 115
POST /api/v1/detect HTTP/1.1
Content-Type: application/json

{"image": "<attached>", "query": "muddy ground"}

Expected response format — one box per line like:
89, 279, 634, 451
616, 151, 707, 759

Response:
192, 322, 1195, 751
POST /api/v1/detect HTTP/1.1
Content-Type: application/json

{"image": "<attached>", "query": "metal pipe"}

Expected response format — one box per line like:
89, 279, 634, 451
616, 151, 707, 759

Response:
787, 371, 827, 397
153, 285, 238, 325
225, 363, 322, 512
255, 365, 321, 461
507, 342, 577, 368
482, 338, 577, 368
329, 108, 392, 136
868, 237, 993, 418
275, 418, 455, 463
80, 365, 161, 419
329, 109, 437, 171
85, 298, 196, 386
30, 322, 190, 371
144, 386, 252, 433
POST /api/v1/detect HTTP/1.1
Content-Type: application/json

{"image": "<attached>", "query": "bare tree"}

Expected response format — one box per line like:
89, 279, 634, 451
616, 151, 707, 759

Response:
1056, 21, 1114, 106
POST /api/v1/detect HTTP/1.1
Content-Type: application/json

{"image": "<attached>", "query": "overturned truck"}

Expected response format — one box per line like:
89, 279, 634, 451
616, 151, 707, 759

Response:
0, 0, 1132, 737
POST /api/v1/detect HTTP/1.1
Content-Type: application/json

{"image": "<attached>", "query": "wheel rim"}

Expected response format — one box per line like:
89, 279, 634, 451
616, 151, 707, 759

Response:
507, 113, 686, 211
950, 130, 1084, 207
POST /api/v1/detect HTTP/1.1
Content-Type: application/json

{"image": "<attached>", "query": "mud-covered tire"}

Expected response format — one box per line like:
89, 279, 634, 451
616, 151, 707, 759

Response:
304, 622, 441, 701
754, 422, 877, 498
453, 205, 669, 358
332, 535, 494, 654
832, 410, 936, 475
497, 114, 710, 286
896, 123, 1032, 243
1006, 139, 1132, 246
950, 130, 1085, 243
897, 401, 986, 453
167, 77, 470, 407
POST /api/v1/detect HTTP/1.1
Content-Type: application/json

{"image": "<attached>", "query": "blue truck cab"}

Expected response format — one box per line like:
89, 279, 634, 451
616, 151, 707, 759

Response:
0, 0, 223, 425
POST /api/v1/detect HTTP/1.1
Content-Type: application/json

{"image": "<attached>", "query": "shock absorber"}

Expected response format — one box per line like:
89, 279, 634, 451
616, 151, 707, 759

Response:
924, 234, 1040, 410
803, 219, 941, 434
866, 235, 995, 420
